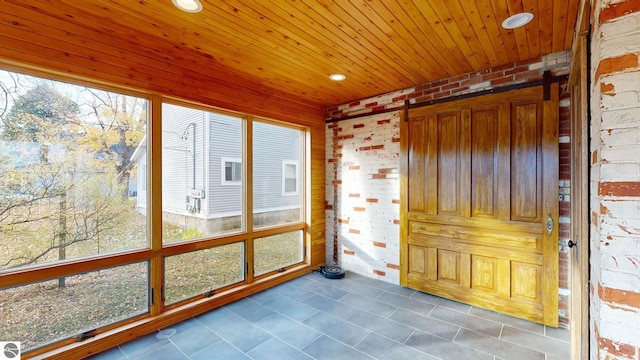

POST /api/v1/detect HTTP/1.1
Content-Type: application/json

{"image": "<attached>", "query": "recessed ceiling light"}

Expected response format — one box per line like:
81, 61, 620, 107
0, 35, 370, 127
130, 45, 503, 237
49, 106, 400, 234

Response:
172, 0, 203, 13
329, 74, 346, 81
502, 12, 534, 29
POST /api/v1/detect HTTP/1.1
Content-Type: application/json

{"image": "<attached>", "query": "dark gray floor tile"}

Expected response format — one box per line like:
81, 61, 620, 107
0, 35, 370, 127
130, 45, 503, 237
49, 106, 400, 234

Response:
263, 295, 319, 321
410, 291, 473, 313
454, 328, 545, 360
468, 307, 544, 335
300, 279, 349, 300
190, 340, 250, 360
545, 325, 571, 342
302, 312, 369, 346
167, 318, 221, 355
86, 347, 126, 360
355, 332, 439, 360
225, 297, 275, 323
501, 326, 570, 358
286, 276, 313, 287
303, 294, 359, 318
270, 283, 316, 301
430, 306, 503, 337
195, 307, 272, 352
547, 354, 568, 360
119, 332, 169, 359
87, 274, 568, 360
360, 278, 417, 297
247, 337, 314, 360
302, 335, 374, 360
132, 343, 188, 360
339, 293, 397, 317
405, 330, 494, 360
376, 291, 435, 316
331, 278, 385, 299
388, 308, 460, 340
256, 313, 322, 349
345, 310, 415, 343
249, 288, 281, 304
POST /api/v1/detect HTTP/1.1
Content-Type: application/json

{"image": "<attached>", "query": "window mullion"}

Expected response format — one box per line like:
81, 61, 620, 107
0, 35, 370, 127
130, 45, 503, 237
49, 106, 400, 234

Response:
245, 118, 254, 284
149, 95, 164, 315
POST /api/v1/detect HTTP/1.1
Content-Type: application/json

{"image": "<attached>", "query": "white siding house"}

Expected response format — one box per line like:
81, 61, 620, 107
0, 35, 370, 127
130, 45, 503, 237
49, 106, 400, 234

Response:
131, 105, 301, 233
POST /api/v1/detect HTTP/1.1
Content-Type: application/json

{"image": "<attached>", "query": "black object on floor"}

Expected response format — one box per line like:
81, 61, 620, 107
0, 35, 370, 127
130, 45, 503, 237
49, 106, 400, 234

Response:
320, 265, 345, 279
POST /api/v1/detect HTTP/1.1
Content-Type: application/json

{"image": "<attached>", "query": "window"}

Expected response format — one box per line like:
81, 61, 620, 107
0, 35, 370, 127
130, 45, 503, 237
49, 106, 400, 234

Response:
0, 67, 310, 357
253, 121, 303, 228
0, 262, 148, 351
222, 158, 242, 184
282, 161, 298, 195
0, 70, 148, 270
0, 69, 149, 353
161, 104, 244, 243
254, 230, 304, 276
164, 243, 244, 305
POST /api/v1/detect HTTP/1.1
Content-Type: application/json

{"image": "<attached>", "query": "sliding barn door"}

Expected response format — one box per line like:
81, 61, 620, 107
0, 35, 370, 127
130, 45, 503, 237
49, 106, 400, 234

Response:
400, 85, 559, 326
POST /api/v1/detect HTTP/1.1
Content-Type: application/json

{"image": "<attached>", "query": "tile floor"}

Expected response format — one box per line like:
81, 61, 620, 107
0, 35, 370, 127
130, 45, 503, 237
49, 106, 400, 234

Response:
89, 271, 570, 360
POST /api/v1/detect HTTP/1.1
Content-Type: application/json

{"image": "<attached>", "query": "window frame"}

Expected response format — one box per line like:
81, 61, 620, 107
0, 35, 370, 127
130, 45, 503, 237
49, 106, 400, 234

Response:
282, 160, 299, 196
221, 157, 242, 185
0, 63, 312, 359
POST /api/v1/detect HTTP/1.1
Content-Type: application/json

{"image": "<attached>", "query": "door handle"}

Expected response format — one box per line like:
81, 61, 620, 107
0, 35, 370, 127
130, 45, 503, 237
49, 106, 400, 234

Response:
546, 213, 554, 236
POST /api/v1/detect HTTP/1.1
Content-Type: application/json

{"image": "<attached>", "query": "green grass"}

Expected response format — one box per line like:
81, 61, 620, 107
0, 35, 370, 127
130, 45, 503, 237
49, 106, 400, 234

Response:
0, 217, 303, 352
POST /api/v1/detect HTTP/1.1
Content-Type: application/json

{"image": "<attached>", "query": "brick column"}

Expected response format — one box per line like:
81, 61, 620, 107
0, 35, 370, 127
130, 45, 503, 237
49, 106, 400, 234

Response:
590, 0, 640, 358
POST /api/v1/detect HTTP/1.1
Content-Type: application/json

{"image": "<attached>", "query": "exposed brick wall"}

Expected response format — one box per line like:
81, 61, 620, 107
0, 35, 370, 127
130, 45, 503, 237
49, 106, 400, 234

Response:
326, 51, 572, 327
559, 81, 572, 329
327, 51, 570, 120
590, 0, 640, 358
325, 112, 401, 283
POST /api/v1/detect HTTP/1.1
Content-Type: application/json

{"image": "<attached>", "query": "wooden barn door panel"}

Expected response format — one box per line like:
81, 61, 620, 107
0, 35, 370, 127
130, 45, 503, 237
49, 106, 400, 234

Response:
401, 85, 559, 326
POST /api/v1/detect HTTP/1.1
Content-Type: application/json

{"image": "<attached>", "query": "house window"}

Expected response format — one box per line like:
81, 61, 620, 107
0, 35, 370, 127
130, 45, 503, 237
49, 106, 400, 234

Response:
222, 158, 242, 184
282, 161, 298, 195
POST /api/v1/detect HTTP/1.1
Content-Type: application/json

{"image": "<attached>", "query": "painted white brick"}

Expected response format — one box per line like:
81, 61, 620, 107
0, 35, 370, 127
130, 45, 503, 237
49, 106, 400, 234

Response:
599, 163, 640, 181
559, 186, 571, 195
600, 13, 640, 55
601, 89, 640, 112
601, 268, 640, 293
599, 217, 640, 237
559, 135, 570, 143
601, 71, 640, 94
469, 81, 491, 91
542, 50, 571, 65
601, 200, 640, 220
602, 127, 640, 145
601, 249, 640, 269
600, 144, 640, 163
529, 61, 545, 70
598, 311, 640, 347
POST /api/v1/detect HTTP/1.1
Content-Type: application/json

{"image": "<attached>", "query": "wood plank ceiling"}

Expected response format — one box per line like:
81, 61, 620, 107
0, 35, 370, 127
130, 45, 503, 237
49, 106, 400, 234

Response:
1, 0, 579, 108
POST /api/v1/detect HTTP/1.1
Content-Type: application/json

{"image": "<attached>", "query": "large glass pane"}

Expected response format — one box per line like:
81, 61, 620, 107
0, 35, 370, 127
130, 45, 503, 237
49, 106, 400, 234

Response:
254, 230, 304, 276
253, 122, 302, 228
164, 242, 244, 304
0, 261, 148, 351
0, 70, 148, 271
162, 104, 244, 243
